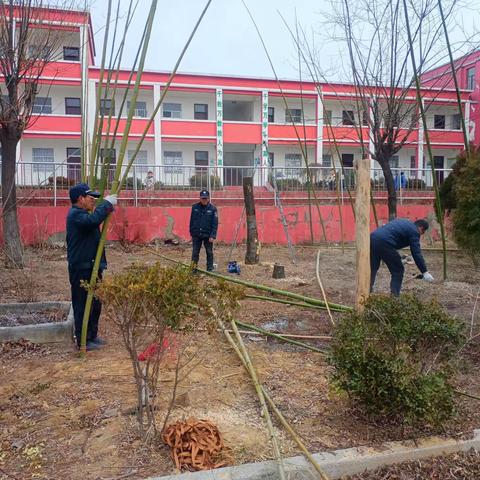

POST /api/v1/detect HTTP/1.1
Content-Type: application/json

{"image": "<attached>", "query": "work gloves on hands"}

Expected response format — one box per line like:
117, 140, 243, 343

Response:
422, 272, 434, 282
104, 194, 118, 206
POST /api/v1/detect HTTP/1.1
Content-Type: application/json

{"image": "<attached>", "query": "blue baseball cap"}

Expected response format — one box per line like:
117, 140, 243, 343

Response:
199, 190, 210, 198
69, 183, 101, 203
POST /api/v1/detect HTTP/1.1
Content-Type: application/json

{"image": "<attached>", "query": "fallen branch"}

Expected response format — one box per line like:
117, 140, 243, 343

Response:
245, 294, 326, 310
234, 320, 327, 354
316, 249, 335, 326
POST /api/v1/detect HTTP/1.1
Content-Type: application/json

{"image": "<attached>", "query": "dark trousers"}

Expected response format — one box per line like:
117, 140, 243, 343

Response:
191, 236, 214, 271
370, 239, 404, 297
69, 268, 102, 346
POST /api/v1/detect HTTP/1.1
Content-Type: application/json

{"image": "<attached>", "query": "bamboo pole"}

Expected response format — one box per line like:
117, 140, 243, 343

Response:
79, 1, 215, 354
402, 0, 448, 281
149, 249, 352, 312
228, 319, 287, 480
234, 320, 327, 354
245, 294, 325, 310
80, 0, 158, 353
355, 158, 371, 311
316, 250, 335, 325
217, 318, 330, 480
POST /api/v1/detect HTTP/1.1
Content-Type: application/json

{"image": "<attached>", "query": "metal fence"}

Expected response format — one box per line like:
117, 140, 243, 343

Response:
1, 162, 452, 204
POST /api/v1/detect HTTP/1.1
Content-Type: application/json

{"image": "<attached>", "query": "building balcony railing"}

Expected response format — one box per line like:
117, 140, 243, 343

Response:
161, 119, 216, 140
25, 115, 82, 136
3, 162, 452, 206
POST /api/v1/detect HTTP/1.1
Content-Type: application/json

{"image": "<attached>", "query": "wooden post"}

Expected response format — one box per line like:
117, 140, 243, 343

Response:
243, 176, 260, 264
355, 158, 371, 310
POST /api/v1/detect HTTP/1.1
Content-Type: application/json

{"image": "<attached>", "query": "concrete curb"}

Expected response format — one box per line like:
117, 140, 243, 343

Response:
0, 301, 73, 344
149, 429, 480, 479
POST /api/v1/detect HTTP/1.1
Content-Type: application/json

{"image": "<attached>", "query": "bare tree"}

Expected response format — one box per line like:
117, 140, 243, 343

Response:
315, 0, 458, 220
0, 1, 76, 267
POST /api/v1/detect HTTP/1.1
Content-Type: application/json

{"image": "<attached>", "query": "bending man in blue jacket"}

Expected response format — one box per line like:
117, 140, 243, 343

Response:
370, 218, 434, 297
66, 183, 117, 350
189, 190, 218, 271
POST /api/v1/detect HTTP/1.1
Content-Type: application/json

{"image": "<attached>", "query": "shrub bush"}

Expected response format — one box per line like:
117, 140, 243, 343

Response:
270, 178, 303, 191
48, 175, 76, 188
452, 146, 480, 258
189, 174, 221, 189
329, 295, 465, 426
125, 176, 143, 190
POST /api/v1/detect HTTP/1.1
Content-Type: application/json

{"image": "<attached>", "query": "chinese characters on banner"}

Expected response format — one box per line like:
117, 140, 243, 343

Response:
262, 91, 269, 166
216, 89, 223, 167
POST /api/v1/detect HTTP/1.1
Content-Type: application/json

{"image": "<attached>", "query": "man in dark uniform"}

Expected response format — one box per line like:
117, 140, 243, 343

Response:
370, 218, 434, 297
189, 190, 218, 271
66, 183, 117, 350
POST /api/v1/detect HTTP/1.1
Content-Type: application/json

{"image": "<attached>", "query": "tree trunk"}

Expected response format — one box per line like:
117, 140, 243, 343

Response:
1, 137, 24, 268
381, 161, 397, 221
243, 176, 259, 264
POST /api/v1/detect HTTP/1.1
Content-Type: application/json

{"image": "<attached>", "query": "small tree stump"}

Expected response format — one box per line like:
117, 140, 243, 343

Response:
272, 263, 285, 279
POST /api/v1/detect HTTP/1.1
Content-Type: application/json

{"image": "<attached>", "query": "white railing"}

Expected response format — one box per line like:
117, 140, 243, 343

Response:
1, 162, 452, 205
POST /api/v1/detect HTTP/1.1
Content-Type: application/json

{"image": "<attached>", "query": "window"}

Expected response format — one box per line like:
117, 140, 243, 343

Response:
163, 102, 182, 119
285, 108, 303, 123
467, 67, 475, 90
324, 110, 332, 124
28, 45, 50, 60
127, 100, 147, 117
63, 47, 80, 61
100, 99, 114, 116
322, 154, 332, 167
194, 103, 208, 120
434, 114, 445, 129
341, 153, 354, 167
32, 147, 54, 172
194, 150, 208, 172
410, 155, 416, 169
285, 153, 302, 176
128, 150, 148, 174
268, 107, 275, 123
67, 147, 81, 182
100, 148, 116, 162
342, 110, 355, 126
452, 113, 461, 130
65, 97, 81, 115
391, 155, 400, 168
362, 110, 369, 126
268, 151, 274, 166
32, 97, 52, 114
164, 151, 183, 173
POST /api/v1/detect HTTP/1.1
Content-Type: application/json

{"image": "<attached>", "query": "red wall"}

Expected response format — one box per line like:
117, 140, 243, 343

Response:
1, 204, 440, 246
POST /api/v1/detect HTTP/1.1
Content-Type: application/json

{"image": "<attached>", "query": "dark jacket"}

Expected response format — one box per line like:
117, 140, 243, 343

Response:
371, 218, 427, 273
189, 202, 218, 239
66, 200, 114, 272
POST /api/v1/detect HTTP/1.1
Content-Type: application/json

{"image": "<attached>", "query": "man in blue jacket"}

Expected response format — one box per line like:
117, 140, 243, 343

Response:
370, 218, 434, 296
189, 190, 218, 271
66, 183, 117, 350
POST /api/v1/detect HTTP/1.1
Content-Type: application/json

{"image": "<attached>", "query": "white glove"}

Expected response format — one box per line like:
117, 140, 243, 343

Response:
104, 194, 118, 206
423, 272, 434, 282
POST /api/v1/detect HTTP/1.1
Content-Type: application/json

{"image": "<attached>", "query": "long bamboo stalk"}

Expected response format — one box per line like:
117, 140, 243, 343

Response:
217, 317, 330, 480
149, 249, 352, 311
80, 0, 158, 353
402, 0, 448, 280
228, 319, 287, 480
80, 1, 215, 354
245, 294, 325, 310
316, 250, 335, 326
234, 319, 327, 354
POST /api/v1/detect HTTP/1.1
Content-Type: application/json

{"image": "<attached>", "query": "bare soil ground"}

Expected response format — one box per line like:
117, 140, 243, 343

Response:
1, 243, 479, 480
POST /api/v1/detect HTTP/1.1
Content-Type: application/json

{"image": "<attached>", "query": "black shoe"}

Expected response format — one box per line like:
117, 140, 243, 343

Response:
91, 337, 107, 346
77, 341, 101, 351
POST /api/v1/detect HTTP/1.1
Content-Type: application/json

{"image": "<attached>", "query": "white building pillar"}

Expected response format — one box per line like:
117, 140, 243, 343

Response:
86, 79, 96, 168
465, 100, 473, 142
316, 92, 324, 164
153, 83, 163, 183
417, 100, 425, 176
